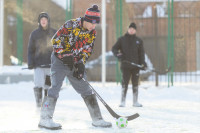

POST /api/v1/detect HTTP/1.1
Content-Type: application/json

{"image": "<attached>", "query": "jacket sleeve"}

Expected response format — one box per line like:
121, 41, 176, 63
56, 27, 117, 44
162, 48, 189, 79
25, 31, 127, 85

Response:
112, 37, 122, 57
138, 40, 146, 65
27, 32, 35, 67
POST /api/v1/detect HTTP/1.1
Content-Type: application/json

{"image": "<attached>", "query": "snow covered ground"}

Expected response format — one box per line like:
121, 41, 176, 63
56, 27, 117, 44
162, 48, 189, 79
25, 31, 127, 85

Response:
0, 80, 200, 133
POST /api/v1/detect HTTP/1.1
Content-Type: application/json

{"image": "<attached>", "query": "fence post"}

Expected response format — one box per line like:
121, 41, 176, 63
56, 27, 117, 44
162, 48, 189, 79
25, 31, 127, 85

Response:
170, 0, 174, 86
17, 0, 23, 65
66, 0, 72, 21
115, 0, 122, 84
154, 4, 159, 86
167, 0, 171, 87
102, 0, 106, 85
167, 0, 174, 87
65, 0, 73, 85
0, 0, 4, 67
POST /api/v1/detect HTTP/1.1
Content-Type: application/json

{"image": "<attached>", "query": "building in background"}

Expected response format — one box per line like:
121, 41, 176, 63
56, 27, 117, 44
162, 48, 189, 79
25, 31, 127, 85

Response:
2, 0, 200, 82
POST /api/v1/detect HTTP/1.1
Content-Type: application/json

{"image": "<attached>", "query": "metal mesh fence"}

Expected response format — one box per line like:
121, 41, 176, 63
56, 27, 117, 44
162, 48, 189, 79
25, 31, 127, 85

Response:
3, 0, 200, 85
126, 1, 200, 85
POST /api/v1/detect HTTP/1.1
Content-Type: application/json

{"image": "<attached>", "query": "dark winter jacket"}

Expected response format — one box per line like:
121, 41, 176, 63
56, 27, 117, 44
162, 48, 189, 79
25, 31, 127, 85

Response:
112, 33, 146, 69
28, 23, 56, 68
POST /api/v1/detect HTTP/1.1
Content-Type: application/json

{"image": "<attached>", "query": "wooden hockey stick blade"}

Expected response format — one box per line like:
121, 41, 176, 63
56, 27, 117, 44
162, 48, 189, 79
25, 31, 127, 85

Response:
82, 78, 140, 121
104, 103, 139, 121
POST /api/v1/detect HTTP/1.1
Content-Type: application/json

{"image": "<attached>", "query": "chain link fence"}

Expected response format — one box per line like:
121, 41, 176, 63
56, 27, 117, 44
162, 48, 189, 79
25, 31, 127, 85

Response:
3, 0, 200, 85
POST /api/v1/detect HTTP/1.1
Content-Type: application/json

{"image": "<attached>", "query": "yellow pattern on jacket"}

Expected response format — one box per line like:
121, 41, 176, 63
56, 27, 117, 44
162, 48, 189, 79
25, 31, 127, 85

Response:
51, 17, 96, 64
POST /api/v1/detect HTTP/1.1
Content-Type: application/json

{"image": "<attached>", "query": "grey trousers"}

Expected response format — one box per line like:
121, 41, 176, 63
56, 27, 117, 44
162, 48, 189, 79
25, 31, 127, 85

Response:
48, 53, 93, 99
34, 67, 50, 89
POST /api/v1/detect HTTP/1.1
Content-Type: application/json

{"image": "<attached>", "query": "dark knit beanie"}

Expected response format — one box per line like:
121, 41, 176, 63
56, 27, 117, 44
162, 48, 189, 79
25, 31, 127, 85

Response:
38, 12, 49, 23
129, 22, 137, 29
84, 5, 100, 24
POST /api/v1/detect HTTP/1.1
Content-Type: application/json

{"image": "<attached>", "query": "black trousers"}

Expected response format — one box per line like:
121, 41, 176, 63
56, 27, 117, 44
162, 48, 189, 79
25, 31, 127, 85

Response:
121, 68, 139, 93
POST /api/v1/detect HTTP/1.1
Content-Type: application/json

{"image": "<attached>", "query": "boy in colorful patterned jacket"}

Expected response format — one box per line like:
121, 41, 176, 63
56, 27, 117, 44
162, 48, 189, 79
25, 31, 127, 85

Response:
38, 5, 112, 130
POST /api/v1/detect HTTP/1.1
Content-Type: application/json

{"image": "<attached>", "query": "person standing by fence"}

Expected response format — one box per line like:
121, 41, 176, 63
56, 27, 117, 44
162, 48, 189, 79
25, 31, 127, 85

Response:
112, 22, 147, 107
27, 12, 56, 108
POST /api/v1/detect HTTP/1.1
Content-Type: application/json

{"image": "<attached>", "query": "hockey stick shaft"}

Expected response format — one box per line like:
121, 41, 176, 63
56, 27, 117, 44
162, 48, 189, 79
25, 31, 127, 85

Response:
22, 64, 51, 70
123, 60, 171, 74
82, 78, 139, 121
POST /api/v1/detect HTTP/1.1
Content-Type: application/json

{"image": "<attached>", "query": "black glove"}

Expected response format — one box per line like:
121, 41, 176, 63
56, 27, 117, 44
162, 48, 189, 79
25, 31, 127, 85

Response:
63, 55, 74, 70
45, 75, 51, 86
28, 65, 34, 69
73, 63, 85, 80
141, 62, 147, 70
117, 53, 123, 61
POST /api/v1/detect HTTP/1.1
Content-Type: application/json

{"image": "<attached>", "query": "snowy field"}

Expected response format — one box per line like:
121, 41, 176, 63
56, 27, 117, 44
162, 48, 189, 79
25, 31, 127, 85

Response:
0, 80, 200, 133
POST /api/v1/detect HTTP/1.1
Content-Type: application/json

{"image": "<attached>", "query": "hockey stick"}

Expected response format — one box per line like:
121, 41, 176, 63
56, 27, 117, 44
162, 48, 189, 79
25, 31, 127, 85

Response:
22, 64, 51, 70
123, 60, 171, 75
82, 78, 140, 121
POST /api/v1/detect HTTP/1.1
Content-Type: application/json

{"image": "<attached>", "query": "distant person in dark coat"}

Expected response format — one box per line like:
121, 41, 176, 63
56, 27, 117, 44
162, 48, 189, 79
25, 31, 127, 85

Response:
112, 22, 147, 107
27, 12, 56, 108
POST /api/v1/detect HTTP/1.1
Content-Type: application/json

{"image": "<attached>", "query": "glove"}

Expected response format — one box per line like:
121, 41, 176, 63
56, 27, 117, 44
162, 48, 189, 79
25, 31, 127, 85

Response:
63, 54, 74, 70
73, 63, 85, 80
117, 53, 123, 61
141, 62, 147, 70
28, 65, 34, 69
45, 75, 51, 86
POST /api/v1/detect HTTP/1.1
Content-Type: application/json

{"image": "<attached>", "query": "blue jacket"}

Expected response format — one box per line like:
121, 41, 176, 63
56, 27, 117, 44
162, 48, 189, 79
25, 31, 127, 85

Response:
28, 25, 56, 68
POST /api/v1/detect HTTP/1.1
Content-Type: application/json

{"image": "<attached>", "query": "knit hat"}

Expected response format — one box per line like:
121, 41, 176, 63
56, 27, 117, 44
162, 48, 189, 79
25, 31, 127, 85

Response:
84, 5, 100, 24
38, 12, 50, 23
129, 22, 137, 29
